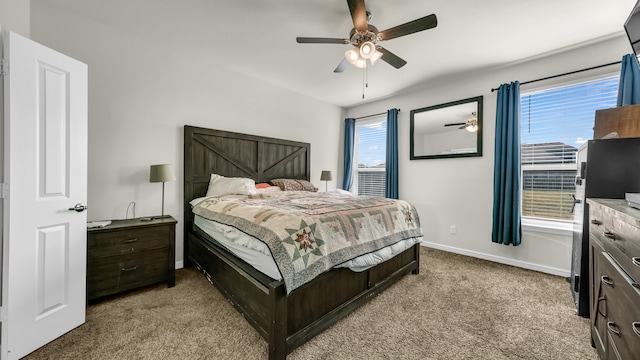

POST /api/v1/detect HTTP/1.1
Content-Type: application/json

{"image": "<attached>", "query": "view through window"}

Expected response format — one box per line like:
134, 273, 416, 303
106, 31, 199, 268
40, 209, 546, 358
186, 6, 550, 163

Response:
520, 75, 619, 221
354, 117, 387, 196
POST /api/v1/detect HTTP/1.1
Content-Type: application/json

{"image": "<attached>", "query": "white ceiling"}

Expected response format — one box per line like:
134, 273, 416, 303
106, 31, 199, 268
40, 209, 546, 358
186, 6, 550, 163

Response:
39, 0, 637, 108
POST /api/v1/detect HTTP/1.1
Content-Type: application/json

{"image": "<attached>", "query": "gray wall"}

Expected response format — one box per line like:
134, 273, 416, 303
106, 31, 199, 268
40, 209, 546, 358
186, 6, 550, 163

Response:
29, 1, 343, 267
0, 0, 30, 36
345, 35, 630, 275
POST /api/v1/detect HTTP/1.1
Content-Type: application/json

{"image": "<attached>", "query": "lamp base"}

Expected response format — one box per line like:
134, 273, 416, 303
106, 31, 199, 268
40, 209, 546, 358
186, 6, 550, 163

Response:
152, 214, 173, 219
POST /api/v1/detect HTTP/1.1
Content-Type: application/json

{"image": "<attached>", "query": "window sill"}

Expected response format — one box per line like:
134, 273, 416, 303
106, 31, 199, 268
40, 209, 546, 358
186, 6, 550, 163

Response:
522, 217, 573, 236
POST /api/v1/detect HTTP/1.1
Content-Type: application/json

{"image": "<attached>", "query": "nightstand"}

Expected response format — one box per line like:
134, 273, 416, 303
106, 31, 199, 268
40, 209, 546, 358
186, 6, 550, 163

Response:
87, 216, 177, 301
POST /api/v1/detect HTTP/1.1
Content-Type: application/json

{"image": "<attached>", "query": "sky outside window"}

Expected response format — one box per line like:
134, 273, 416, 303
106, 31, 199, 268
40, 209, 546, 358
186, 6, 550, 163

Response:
356, 119, 387, 167
520, 76, 619, 148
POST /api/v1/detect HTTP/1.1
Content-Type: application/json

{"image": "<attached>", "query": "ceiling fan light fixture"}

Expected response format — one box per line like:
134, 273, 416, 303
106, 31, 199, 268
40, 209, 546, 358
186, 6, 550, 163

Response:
345, 48, 360, 65
465, 116, 478, 132
370, 48, 383, 65
359, 41, 375, 59
354, 58, 367, 68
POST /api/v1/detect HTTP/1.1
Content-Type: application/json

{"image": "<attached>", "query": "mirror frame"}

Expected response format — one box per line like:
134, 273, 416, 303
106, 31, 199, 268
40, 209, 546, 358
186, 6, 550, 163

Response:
410, 96, 483, 160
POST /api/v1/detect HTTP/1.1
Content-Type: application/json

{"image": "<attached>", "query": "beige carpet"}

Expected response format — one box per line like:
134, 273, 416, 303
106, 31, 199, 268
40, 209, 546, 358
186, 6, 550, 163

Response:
25, 247, 597, 360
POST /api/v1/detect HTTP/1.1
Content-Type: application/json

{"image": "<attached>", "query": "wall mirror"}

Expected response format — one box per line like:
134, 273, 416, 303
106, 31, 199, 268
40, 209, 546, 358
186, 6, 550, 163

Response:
410, 96, 483, 160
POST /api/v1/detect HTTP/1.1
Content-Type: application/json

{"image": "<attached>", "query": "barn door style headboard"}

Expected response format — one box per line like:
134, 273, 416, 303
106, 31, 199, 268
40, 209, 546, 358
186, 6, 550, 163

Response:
183, 125, 311, 253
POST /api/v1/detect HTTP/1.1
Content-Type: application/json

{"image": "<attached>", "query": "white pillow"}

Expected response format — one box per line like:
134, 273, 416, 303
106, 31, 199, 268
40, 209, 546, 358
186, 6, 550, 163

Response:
206, 174, 256, 197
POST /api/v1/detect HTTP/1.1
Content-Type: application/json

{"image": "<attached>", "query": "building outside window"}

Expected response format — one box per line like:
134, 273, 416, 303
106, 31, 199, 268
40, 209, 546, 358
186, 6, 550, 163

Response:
520, 74, 619, 224
353, 117, 386, 196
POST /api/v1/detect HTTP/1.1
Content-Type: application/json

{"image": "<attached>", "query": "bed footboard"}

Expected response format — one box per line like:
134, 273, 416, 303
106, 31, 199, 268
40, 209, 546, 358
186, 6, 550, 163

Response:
187, 231, 420, 359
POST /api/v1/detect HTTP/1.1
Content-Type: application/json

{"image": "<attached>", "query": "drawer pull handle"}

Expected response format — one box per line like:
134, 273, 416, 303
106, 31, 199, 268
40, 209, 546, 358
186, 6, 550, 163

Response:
596, 296, 607, 317
633, 257, 640, 267
121, 265, 139, 272
607, 322, 620, 336
122, 238, 138, 244
601, 276, 614, 287
603, 231, 616, 240
633, 322, 640, 337
590, 219, 602, 225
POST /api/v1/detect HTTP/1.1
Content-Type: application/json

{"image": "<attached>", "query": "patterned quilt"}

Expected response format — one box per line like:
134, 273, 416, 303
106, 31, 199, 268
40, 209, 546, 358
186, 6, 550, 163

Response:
192, 191, 423, 293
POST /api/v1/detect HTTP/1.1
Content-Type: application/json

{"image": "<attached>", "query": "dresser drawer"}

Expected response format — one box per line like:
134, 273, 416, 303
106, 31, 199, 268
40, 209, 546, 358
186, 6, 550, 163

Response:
88, 225, 170, 259
87, 248, 169, 299
599, 253, 640, 360
589, 205, 615, 248
601, 216, 640, 283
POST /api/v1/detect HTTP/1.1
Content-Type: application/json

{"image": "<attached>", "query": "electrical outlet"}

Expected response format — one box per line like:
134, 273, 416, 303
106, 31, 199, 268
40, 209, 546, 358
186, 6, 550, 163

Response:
449, 225, 457, 235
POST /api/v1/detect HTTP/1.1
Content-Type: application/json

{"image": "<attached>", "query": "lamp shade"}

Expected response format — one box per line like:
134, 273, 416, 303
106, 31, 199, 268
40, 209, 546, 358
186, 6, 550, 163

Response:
359, 41, 375, 59
150, 164, 176, 183
345, 48, 360, 65
320, 170, 332, 181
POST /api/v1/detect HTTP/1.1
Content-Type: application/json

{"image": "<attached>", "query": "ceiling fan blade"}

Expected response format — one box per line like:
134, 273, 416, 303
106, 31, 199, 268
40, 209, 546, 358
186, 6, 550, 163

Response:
377, 46, 407, 69
347, 0, 368, 31
378, 14, 438, 41
334, 58, 349, 73
296, 37, 350, 44
444, 122, 466, 127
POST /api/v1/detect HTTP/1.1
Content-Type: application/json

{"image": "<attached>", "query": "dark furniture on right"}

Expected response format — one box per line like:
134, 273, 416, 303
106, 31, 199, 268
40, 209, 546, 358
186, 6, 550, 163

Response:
593, 105, 640, 140
571, 137, 640, 317
588, 199, 640, 360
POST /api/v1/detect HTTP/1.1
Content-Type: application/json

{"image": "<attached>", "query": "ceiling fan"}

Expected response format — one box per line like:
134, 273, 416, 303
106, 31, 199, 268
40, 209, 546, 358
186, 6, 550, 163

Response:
445, 113, 478, 132
296, 0, 438, 72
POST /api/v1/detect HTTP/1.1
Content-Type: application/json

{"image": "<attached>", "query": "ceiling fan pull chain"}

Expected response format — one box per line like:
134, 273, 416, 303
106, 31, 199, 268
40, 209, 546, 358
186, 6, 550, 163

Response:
362, 67, 365, 99
365, 65, 369, 88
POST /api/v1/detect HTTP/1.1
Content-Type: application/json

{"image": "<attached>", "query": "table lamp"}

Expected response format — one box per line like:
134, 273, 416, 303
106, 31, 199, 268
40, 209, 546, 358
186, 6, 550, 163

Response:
320, 170, 332, 192
150, 164, 176, 218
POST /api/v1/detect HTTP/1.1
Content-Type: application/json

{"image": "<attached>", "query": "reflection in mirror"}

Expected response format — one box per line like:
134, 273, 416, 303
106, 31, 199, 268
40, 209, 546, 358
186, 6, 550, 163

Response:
410, 96, 483, 159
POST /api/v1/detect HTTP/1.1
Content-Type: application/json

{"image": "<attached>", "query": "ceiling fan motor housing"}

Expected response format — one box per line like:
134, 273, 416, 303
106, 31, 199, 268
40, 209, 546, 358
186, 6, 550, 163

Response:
349, 25, 379, 47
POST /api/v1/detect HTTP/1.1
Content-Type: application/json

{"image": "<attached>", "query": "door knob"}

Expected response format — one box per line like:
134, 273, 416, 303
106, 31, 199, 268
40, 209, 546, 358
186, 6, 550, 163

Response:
68, 203, 87, 212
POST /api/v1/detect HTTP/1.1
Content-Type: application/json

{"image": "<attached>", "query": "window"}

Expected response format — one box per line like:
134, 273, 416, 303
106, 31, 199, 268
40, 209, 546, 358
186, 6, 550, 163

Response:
520, 75, 619, 223
353, 117, 386, 196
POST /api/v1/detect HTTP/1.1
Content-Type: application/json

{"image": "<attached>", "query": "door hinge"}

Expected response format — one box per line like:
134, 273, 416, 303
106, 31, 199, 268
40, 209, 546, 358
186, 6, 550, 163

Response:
0, 59, 7, 76
0, 183, 8, 199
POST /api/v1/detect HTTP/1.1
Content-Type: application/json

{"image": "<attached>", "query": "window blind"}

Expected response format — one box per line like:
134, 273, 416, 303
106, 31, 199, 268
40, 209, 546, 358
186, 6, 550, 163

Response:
355, 118, 387, 196
520, 75, 619, 221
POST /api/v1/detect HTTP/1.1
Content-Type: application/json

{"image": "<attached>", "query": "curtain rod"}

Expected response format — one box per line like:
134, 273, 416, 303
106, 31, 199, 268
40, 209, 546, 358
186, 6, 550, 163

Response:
354, 109, 400, 120
490, 60, 621, 92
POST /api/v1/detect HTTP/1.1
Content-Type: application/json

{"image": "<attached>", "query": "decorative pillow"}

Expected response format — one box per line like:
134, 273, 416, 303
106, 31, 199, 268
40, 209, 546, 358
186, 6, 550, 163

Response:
270, 178, 318, 192
255, 183, 272, 189
206, 174, 256, 197
255, 186, 282, 194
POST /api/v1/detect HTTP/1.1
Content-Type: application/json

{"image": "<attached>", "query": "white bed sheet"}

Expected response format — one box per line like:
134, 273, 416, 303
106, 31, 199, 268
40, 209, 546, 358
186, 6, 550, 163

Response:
193, 214, 422, 281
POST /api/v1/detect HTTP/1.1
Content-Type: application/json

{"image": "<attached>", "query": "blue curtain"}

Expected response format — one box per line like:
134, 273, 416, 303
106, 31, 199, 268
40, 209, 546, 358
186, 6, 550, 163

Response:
492, 82, 521, 246
385, 109, 399, 199
342, 118, 355, 191
617, 54, 640, 107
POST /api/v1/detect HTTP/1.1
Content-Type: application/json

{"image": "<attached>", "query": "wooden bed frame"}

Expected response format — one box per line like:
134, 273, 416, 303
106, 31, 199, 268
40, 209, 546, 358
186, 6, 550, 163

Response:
183, 125, 420, 359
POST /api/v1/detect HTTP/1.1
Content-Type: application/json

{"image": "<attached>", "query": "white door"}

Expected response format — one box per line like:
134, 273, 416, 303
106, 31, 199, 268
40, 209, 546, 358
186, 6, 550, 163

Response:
1, 31, 88, 359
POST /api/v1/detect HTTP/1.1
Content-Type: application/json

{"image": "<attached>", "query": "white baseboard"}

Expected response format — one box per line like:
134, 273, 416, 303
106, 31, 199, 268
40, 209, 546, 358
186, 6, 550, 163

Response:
420, 242, 570, 278
175, 260, 184, 270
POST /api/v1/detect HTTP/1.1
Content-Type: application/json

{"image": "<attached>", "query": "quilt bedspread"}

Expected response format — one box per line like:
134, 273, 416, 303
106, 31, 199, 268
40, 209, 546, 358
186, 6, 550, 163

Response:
192, 191, 423, 293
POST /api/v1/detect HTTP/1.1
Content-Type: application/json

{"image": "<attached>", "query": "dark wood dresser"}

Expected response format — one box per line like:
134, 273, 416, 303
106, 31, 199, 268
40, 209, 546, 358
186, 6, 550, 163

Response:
587, 199, 640, 359
87, 216, 177, 301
